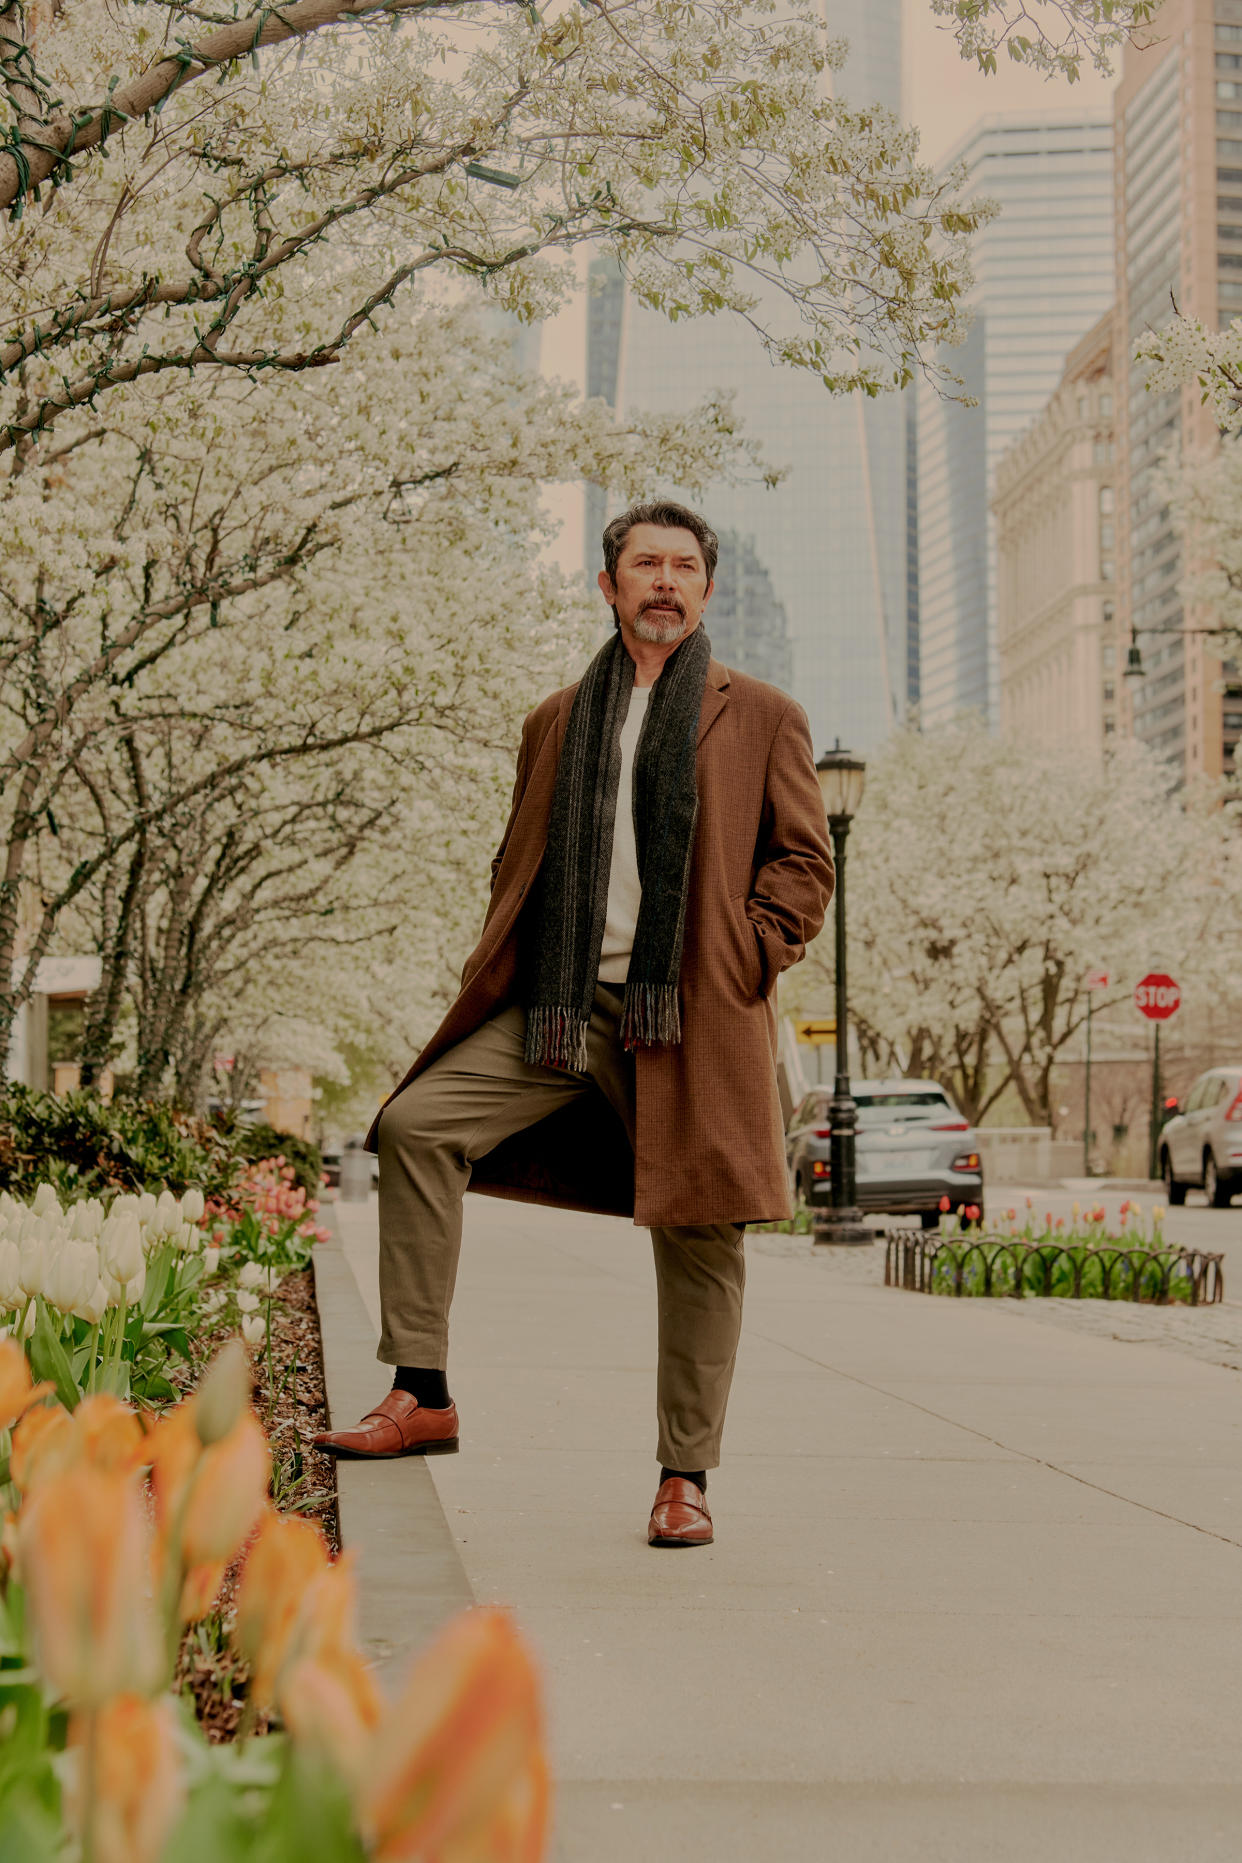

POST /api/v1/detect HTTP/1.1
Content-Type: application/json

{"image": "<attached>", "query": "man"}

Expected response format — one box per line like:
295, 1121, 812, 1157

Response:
316, 500, 834, 1548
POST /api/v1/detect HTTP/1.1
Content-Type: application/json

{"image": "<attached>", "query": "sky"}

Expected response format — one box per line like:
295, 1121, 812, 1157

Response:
903, 1, 1117, 166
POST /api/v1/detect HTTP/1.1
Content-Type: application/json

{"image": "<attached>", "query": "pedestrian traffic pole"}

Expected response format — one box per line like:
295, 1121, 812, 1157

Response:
1148, 1022, 1161, 1182
1083, 992, 1093, 1178
1082, 969, 1109, 1178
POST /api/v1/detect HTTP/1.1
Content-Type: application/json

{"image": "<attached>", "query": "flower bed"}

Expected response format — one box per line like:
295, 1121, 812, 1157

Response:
0, 1157, 551, 1860
886, 1202, 1223, 1305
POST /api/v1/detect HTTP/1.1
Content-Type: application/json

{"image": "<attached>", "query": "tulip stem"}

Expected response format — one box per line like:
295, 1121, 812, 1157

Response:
86, 1321, 100, 1394
81, 1706, 100, 1863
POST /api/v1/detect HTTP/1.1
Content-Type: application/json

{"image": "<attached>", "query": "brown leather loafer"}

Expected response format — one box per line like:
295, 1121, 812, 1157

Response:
648, 1476, 713, 1548
314, 1390, 459, 1459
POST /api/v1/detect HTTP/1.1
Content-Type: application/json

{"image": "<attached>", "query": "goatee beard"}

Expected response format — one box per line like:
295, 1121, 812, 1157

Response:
633, 610, 690, 644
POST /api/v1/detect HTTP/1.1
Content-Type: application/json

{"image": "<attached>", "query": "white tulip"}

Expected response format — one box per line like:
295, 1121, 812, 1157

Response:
136, 1193, 157, 1225
181, 1188, 206, 1224
155, 1190, 181, 1237
0, 1240, 20, 1307
201, 1289, 227, 1317
100, 1212, 144, 1284
42, 1246, 76, 1313
125, 1268, 146, 1305
238, 1262, 264, 1291
236, 1290, 261, 1314
18, 1237, 45, 1300
240, 1314, 266, 1347
19, 1304, 36, 1341
175, 1222, 201, 1254
202, 1246, 221, 1276
80, 1279, 110, 1325
32, 1183, 61, 1219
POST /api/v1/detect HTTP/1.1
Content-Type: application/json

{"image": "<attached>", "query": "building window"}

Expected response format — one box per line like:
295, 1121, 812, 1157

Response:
1099, 486, 1114, 513
1098, 392, 1113, 416
1102, 644, 1116, 670
1100, 523, 1115, 549
1077, 394, 1088, 417
1101, 559, 1115, 581
1103, 716, 1116, 735
1103, 682, 1115, 703
1103, 601, 1115, 624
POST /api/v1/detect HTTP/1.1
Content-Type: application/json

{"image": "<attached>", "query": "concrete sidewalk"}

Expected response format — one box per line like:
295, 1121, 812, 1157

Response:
328, 1194, 1242, 1861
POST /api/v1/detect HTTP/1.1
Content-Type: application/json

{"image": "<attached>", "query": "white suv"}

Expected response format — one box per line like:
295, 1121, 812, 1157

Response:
1159, 1067, 1242, 1207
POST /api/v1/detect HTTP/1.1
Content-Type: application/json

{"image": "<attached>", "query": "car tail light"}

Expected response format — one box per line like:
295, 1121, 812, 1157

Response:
812, 1160, 830, 1177
951, 1151, 981, 1172
1226, 1089, 1242, 1122
932, 1121, 970, 1131
813, 1128, 833, 1138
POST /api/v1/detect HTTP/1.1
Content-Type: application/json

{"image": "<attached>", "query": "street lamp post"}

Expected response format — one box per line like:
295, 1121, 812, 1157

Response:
813, 743, 872, 1247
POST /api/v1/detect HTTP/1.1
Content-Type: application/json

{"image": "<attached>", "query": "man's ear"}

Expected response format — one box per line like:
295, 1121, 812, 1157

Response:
597, 569, 617, 606
701, 578, 715, 612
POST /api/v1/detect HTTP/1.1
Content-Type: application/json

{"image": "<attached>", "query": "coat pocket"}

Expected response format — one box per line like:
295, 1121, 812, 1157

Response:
727, 893, 764, 999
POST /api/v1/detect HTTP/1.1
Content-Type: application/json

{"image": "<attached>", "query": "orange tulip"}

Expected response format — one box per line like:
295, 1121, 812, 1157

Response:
148, 1400, 269, 1618
0, 1336, 51, 1431
66, 1694, 185, 1863
357, 1608, 549, 1863
10, 1401, 74, 1490
70, 1394, 147, 1476
180, 1410, 268, 1568
16, 1465, 163, 1706
280, 1649, 385, 1782
234, 1511, 331, 1708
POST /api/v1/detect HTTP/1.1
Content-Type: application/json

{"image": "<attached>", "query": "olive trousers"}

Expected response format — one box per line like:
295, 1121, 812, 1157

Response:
374, 984, 746, 1470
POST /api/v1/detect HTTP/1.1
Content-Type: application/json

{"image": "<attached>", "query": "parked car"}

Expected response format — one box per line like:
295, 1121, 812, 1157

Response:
786, 1078, 984, 1228
1158, 1067, 1242, 1207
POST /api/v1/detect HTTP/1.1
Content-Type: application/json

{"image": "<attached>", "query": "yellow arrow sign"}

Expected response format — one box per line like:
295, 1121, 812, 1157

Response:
794, 1017, 837, 1044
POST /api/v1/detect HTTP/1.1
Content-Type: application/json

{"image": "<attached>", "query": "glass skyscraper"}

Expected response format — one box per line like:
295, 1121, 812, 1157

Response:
584, 0, 908, 755
916, 113, 1115, 730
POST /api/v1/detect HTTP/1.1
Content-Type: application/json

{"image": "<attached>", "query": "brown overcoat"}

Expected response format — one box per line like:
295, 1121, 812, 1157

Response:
366, 657, 834, 1227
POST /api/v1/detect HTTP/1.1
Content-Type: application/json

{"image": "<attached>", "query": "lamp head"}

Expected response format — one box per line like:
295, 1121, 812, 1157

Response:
816, 740, 867, 824
1123, 638, 1145, 682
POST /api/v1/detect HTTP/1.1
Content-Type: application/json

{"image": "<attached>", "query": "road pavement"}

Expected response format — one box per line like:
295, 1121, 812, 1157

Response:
331, 1188, 1242, 1862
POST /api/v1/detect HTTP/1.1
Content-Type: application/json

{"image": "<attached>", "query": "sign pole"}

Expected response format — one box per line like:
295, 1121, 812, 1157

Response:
1084, 993, 1093, 1178
1148, 1022, 1162, 1182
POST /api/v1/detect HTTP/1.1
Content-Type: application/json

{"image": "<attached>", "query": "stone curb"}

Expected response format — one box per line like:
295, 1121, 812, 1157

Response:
313, 1209, 474, 1682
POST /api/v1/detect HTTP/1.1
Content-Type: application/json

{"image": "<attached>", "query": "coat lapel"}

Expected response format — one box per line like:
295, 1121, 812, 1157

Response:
697, 658, 730, 746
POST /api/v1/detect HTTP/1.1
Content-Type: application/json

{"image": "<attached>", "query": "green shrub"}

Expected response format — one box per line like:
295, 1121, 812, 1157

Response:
0, 1086, 239, 1202
231, 1123, 324, 1197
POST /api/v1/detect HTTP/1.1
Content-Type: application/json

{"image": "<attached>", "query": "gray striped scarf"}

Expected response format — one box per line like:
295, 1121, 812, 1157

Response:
524, 626, 711, 1071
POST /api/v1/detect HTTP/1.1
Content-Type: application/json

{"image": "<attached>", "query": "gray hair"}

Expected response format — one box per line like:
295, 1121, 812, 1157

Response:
601, 500, 719, 585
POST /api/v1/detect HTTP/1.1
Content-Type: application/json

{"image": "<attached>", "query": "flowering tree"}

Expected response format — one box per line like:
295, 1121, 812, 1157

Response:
5, 299, 764, 1077
795, 728, 1234, 1128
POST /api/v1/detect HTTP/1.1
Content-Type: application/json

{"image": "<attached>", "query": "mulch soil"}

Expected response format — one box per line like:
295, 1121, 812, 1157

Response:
173, 1256, 340, 1742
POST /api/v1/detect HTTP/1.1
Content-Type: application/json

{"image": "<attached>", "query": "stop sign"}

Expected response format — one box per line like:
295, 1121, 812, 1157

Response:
1135, 973, 1180, 1020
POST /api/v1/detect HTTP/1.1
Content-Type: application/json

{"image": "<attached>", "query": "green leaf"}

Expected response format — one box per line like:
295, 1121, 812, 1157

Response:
27, 1306, 80, 1413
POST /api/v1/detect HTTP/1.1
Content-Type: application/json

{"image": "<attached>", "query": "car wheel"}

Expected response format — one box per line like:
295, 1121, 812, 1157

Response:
1205, 1152, 1232, 1209
1161, 1150, 1186, 1206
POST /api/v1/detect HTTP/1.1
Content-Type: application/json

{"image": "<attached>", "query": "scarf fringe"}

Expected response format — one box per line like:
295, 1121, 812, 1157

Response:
620, 982, 681, 1051
525, 1005, 590, 1073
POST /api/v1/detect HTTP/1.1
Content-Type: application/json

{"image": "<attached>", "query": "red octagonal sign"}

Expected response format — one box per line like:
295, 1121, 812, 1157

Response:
1135, 973, 1180, 1020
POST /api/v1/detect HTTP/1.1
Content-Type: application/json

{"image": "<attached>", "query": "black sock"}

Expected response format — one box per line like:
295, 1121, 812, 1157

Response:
661, 1466, 706, 1493
393, 1367, 451, 1409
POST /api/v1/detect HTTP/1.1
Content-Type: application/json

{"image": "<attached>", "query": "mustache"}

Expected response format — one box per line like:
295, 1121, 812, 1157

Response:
638, 595, 686, 617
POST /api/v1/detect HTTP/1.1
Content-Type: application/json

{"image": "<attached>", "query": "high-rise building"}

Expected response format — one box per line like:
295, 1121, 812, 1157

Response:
583, 0, 908, 754
916, 112, 1115, 730
993, 312, 1120, 756
1114, 0, 1242, 779
703, 531, 795, 691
